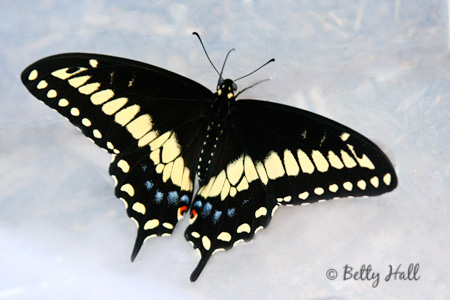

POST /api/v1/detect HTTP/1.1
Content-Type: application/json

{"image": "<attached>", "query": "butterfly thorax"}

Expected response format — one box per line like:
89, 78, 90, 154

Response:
196, 79, 236, 184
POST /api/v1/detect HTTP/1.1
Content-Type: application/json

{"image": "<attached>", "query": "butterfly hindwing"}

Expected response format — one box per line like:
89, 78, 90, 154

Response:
232, 99, 397, 205
21, 53, 214, 258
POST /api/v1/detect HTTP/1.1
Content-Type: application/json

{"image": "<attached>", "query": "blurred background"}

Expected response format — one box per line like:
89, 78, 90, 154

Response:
1, 1, 449, 299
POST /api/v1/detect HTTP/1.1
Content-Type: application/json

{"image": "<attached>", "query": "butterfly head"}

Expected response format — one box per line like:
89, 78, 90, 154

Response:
217, 78, 237, 100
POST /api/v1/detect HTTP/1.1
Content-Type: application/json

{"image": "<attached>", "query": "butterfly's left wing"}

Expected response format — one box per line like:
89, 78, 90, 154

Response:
21, 53, 214, 260
185, 98, 397, 281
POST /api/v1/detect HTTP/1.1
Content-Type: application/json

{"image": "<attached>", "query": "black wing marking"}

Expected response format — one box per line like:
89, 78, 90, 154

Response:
21, 53, 214, 259
185, 117, 279, 282
232, 99, 397, 205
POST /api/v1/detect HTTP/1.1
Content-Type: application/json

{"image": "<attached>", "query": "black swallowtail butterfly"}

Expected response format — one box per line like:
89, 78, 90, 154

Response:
21, 34, 397, 282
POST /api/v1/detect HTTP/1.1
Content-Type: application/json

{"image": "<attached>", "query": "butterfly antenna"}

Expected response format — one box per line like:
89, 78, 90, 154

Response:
234, 58, 275, 82
236, 78, 270, 98
219, 48, 235, 79
193, 32, 221, 77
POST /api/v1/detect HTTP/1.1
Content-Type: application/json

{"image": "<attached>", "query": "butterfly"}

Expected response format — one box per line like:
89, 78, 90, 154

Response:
21, 34, 397, 282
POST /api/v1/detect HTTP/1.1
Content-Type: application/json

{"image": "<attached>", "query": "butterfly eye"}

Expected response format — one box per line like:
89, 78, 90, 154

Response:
232, 82, 237, 91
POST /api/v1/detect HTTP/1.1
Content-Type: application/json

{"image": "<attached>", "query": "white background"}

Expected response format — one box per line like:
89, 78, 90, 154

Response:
1, 1, 449, 299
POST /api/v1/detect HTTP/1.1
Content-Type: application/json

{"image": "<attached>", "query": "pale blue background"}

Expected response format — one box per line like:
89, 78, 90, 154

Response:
1, 1, 449, 299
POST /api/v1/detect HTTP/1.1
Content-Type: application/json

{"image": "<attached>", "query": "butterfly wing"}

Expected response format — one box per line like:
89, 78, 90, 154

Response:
21, 53, 213, 259
186, 98, 397, 281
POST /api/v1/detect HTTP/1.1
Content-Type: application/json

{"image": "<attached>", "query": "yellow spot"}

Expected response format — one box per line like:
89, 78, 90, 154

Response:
117, 159, 130, 173
161, 134, 181, 163
370, 176, 379, 188
82, 118, 91, 127
357, 180, 366, 190
383, 173, 391, 186
202, 236, 211, 250
210, 170, 226, 197
70, 107, 80, 116
328, 151, 344, 169
237, 223, 251, 234
229, 186, 237, 197
155, 164, 164, 174
340, 132, 350, 141
227, 155, 244, 186
283, 149, 300, 176
199, 177, 214, 198
297, 149, 314, 174
93, 129, 102, 139
91, 89, 115, 105
149, 131, 171, 151
341, 150, 357, 168
58, 99, 69, 107
79, 82, 100, 95
314, 187, 324, 195
89, 59, 98, 68
227, 92, 233, 99
298, 191, 309, 200
138, 130, 158, 147
255, 207, 267, 218
220, 180, 231, 200
37, 80, 48, 89
102, 97, 128, 115
126, 114, 153, 139
28, 69, 38, 81
144, 219, 159, 230
132, 202, 146, 214
150, 148, 160, 165
191, 231, 200, 238
347, 144, 375, 170
163, 222, 174, 229
163, 161, 174, 182
284, 195, 292, 202
181, 167, 192, 192
244, 155, 258, 182
217, 232, 232, 242
68, 75, 91, 88
115, 104, 140, 126
217, 89, 222, 96
236, 177, 249, 191
343, 181, 353, 191
52, 67, 87, 80
255, 162, 269, 185
311, 150, 329, 172
264, 151, 286, 179
170, 157, 185, 187
120, 183, 135, 196
47, 89, 57, 98
329, 184, 338, 192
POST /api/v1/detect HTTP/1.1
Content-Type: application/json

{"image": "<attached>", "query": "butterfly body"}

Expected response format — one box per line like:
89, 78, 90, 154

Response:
21, 50, 397, 282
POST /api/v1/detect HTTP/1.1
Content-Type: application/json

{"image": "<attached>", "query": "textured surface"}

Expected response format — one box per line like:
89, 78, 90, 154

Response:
1, 1, 450, 299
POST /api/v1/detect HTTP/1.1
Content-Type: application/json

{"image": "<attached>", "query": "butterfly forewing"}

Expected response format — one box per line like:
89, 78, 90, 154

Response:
232, 99, 397, 205
21, 53, 214, 258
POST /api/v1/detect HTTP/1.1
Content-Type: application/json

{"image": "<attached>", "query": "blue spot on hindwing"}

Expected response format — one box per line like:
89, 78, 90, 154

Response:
193, 200, 202, 209
227, 208, 236, 217
212, 210, 222, 224
154, 190, 163, 203
168, 191, 179, 205
241, 199, 249, 207
141, 164, 148, 172
145, 180, 154, 191
180, 195, 189, 203
201, 202, 212, 217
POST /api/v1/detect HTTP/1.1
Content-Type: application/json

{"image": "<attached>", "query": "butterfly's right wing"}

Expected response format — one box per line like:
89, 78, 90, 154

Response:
21, 53, 214, 259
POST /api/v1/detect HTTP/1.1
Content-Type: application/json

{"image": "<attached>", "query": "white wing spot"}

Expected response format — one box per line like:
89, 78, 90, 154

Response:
340, 132, 350, 141
237, 223, 251, 233
80, 118, 91, 127
202, 236, 211, 250
47, 89, 57, 98
120, 183, 135, 197
314, 187, 324, 195
217, 232, 232, 242
191, 232, 200, 238
370, 176, 379, 188
144, 219, 159, 230
28, 69, 38, 81
343, 181, 353, 191
298, 191, 309, 200
132, 202, 146, 214
329, 184, 338, 192
58, 99, 69, 107
89, 59, 98, 68
255, 207, 267, 218
70, 107, 80, 116
357, 180, 366, 190
37, 80, 48, 89
284, 195, 292, 202
93, 129, 102, 139
383, 173, 392, 186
